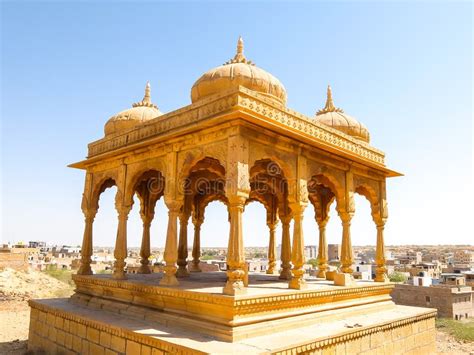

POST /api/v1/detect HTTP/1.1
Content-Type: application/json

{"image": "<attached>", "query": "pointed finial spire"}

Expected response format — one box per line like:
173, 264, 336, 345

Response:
316, 85, 344, 115
133, 81, 158, 109
224, 36, 254, 65
237, 36, 244, 56
143, 81, 151, 104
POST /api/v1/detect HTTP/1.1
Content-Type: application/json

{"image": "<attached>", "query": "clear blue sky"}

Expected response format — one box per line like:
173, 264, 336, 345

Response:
1, 1, 472, 248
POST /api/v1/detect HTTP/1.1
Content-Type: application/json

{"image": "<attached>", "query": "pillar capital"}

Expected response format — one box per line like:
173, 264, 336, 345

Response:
165, 200, 182, 214
338, 210, 353, 224
316, 217, 329, 229
289, 202, 307, 216
227, 194, 247, 208
83, 208, 98, 222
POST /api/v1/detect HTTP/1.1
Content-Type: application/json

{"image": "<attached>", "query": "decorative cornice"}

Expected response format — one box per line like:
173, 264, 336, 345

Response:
81, 87, 387, 170
72, 274, 394, 318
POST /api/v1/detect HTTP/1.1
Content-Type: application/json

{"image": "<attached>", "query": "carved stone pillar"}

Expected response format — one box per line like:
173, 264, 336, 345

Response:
289, 203, 307, 289
176, 213, 190, 278
78, 209, 97, 275
189, 216, 203, 272
279, 215, 292, 280
266, 219, 278, 275
160, 202, 181, 286
316, 219, 329, 278
339, 211, 354, 274
138, 214, 153, 274
374, 220, 388, 282
113, 205, 132, 280
223, 195, 247, 295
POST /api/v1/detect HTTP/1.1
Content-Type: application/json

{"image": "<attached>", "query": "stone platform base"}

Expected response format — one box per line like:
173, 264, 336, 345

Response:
28, 298, 436, 354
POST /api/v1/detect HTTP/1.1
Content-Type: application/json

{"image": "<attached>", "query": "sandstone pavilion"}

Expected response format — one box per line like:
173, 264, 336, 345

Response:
28, 37, 436, 354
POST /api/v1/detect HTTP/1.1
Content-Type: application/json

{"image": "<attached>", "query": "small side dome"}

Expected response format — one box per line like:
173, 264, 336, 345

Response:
104, 82, 162, 136
314, 86, 370, 143
191, 37, 287, 105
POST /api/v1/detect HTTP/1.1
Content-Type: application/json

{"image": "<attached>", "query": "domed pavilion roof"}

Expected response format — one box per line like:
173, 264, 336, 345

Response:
314, 86, 370, 143
104, 82, 162, 136
191, 37, 287, 106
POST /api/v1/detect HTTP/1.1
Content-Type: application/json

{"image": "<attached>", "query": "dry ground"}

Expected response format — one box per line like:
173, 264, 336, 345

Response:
0, 268, 472, 354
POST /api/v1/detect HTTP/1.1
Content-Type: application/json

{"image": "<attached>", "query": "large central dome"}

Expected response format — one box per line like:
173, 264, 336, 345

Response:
191, 37, 287, 105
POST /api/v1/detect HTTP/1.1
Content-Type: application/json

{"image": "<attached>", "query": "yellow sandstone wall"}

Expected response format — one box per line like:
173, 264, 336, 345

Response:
27, 302, 436, 355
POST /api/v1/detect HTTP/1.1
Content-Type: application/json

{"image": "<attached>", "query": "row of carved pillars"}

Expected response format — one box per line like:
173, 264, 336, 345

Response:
78, 195, 388, 293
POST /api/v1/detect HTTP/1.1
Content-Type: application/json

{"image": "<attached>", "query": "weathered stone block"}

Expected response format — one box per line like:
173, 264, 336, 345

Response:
89, 342, 105, 355
77, 323, 87, 338
65, 332, 73, 349
126, 340, 141, 354
110, 335, 126, 353
72, 335, 82, 352
360, 335, 371, 352
99, 331, 111, 348
370, 332, 385, 349
55, 315, 64, 329
56, 329, 66, 346
87, 326, 100, 344
82, 339, 90, 354
345, 338, 361, 353
48, 326, 57, 342
63, 319, 70, 332
142, 345, 152, 355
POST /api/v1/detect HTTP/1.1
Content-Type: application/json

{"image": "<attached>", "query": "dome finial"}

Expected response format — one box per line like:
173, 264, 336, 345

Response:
143, 81, 151, 104
133, 81, 158, 109
224, 36, 254, 65
316, 85, 344, 115
237, 36, 244, 56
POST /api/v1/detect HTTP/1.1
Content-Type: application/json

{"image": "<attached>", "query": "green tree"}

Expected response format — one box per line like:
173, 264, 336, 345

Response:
306, 258, 319, 268
388, 272, 407, 283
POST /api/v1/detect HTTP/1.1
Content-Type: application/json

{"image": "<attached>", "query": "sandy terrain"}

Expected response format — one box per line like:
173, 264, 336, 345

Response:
0, 268, 472, 354
0, 268, 74, 354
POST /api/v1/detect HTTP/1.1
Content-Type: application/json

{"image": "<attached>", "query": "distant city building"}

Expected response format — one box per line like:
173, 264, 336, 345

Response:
391, 283, 473, 320
29, 241, 46, 248
304, 245, 317, 260
328, 244, 340, 261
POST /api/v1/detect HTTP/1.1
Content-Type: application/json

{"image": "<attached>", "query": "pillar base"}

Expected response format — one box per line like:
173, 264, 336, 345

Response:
223, 280, 246, 296
137, 265, 151, 274
189, 263, 202, 272
374, 274, 389, 283
341, 266, 353, 274
279, 268, 292, 280
316, 269, 326, 278
288, 277, 307, 290
334, 272, 356, 287
266, 268, 278, 275
77, 265, 93, 276
112, 271, 127, 280
325, 270, 336, 281
159, 274, 179, 286
176, 267, 190, 278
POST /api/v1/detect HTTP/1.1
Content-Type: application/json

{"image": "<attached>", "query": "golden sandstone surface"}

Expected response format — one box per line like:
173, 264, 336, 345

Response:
28, 38, 436, 354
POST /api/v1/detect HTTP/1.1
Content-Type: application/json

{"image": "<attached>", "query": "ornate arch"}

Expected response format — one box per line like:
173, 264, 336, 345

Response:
308, 171, 344, 212
89, 175, 118, 212
354, 183, 380, 222
179, 151, 226, 186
